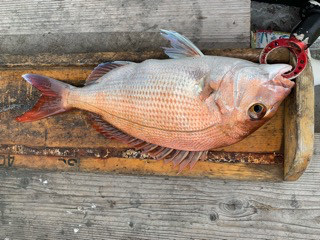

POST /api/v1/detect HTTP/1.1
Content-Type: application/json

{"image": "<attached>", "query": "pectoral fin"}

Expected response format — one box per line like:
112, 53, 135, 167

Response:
197, 74, 220, 101
199, 83, 215, 101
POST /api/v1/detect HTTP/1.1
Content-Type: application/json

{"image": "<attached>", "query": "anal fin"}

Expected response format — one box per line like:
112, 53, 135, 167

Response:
87, 113, 207, 172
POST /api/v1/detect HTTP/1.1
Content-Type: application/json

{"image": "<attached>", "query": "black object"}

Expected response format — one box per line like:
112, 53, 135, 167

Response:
291, 0, 320, 48
253, 0, 309, 7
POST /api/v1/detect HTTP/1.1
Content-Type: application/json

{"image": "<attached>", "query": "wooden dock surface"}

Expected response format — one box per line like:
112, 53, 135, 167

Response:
0, 136, 320, 240
1, 1, 320, 239
0, 0, 250, 55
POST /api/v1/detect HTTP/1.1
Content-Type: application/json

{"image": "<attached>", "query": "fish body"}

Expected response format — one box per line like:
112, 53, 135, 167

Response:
66, 56, 290, 151
16, 30, 295, 170
68, 57, 238, 151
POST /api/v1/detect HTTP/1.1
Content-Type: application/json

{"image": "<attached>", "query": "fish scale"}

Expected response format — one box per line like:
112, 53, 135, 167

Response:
67, 58, 224, 151
72, 59, 216, 131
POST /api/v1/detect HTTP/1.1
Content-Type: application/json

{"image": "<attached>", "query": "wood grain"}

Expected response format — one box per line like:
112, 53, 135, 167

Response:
0, 155, 283, 181
284, 59, 314, 181
1, 134, 320, 239
0, 0, 250, 55
0, 48, 290, 67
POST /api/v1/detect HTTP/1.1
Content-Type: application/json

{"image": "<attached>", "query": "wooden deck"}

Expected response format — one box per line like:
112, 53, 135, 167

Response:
0, 136, 319, 239
0, 0, 250, 54
1, 0, 319, 239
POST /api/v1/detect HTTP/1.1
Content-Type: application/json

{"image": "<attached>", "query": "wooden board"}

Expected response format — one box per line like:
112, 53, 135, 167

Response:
0, 49, 313, 181
1, 134, 320, 239
284, 59, 314, 180
0, 0, 250, 55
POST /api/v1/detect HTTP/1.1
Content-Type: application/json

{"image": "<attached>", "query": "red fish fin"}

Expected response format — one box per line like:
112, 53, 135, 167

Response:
16, 74, 74, 122
199, 83, 213, 101
189, 151, 208, 170
86, 61, 132, 85
177, 152, 195, 173
87, 113, 206, 171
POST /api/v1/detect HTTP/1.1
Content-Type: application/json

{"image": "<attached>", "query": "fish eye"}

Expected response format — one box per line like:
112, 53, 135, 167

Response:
248, 103, 267, 120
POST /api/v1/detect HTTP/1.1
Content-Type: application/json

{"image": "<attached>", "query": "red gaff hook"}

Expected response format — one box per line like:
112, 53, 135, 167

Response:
259, 37, 308, 80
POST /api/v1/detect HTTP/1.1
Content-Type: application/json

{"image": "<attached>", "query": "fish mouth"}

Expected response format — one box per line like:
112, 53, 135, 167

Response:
274, 74, 295, 88
271, 65, 295, 89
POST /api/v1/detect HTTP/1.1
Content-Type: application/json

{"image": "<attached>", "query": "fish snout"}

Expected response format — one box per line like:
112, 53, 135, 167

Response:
273, 74, 295, 89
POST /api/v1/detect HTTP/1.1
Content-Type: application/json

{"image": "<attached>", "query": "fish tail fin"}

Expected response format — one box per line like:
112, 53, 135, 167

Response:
16, 74, 75, 122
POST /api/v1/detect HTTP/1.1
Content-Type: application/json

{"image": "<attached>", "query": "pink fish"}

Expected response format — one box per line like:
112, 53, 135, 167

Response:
16, 30, 294, 172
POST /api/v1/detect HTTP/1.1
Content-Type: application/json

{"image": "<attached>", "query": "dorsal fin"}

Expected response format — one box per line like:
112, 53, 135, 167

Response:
85, 61, 132, 85
160, 29, 204, 59
87, 113, 207, 172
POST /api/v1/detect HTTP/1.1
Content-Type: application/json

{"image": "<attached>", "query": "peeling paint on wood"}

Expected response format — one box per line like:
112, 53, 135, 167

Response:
0, 144, 283, 164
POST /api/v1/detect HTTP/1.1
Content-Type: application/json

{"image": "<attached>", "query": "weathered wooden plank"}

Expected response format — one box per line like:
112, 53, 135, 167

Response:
0, 48, 290, 67
284, 58, 314, 181
0, 155, 283, 181
0, 0, 250, 55
3, 48, 314, 181
0, 49, 313, 181
0, 50, 285, 154
1, 134, 320, 239
0, 146, 283, 165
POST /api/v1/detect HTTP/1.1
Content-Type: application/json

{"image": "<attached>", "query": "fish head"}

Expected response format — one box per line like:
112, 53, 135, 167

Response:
215, 63, 295, 138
